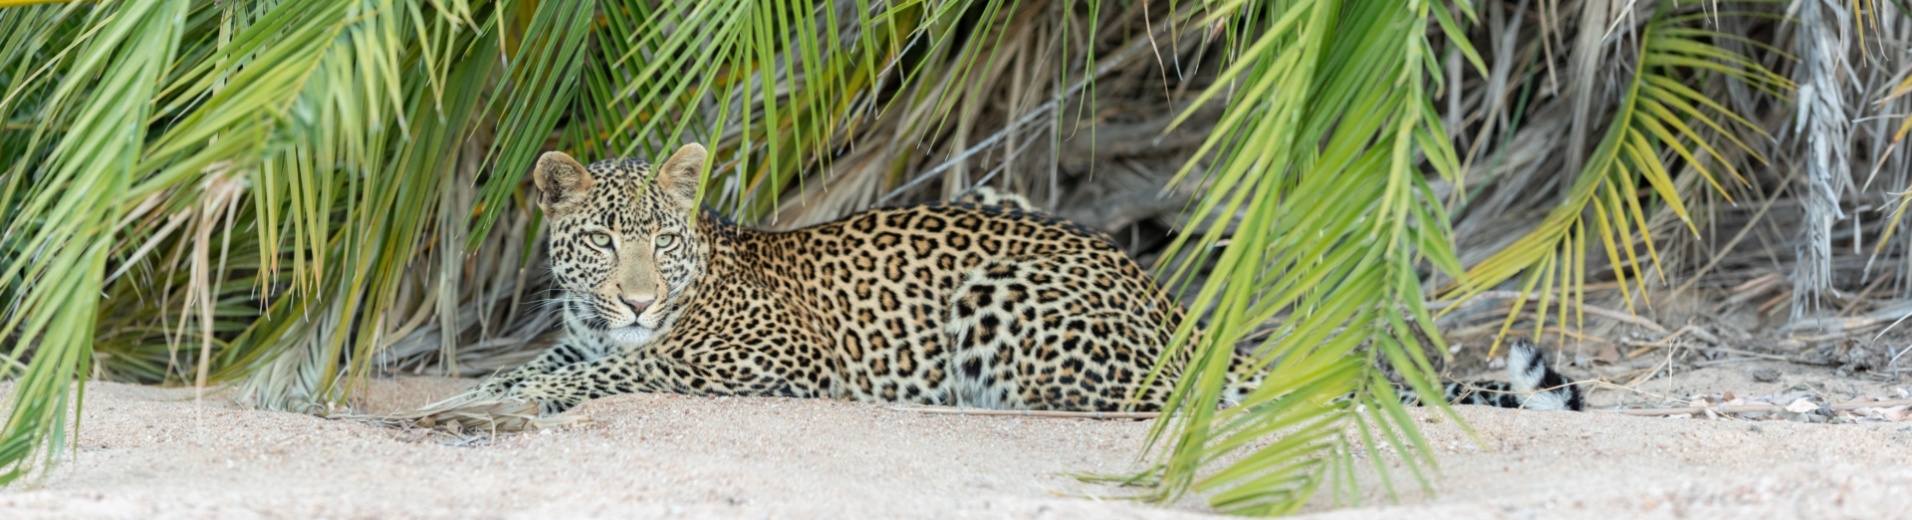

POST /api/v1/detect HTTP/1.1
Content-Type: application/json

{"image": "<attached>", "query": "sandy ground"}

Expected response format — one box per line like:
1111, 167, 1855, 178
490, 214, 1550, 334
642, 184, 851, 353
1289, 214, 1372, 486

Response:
0, 363, 1908, 520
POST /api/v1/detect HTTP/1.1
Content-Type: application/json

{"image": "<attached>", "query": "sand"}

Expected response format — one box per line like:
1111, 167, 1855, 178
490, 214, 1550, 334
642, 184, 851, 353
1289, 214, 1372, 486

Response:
0, 364, 1908, 520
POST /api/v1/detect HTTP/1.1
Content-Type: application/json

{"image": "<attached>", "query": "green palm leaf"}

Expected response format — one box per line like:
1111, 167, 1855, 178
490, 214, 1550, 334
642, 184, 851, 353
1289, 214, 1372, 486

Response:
1130, 0, 1475, 514
0, 0, 188, 483
1443, 5, 1785, 349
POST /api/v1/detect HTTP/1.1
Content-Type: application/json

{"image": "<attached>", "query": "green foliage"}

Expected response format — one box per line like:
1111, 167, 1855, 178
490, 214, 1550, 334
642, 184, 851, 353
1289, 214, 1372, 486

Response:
1442, 5, 1787, 349
1, 0, 189, 483
0, 0, 1104, 488
1126, 0, 1474, 513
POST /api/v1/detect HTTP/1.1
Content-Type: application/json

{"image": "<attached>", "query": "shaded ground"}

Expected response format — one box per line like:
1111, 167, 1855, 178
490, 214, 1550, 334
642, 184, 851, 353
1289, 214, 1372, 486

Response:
1, 359, 1909, 519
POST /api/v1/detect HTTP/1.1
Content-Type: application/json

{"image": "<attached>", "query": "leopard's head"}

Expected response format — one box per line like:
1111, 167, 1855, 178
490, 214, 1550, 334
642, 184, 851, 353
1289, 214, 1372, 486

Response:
533, 144, 710, 346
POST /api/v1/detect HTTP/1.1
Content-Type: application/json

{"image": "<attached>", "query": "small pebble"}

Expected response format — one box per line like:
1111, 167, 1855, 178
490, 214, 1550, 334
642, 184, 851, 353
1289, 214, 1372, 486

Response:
1752, 368, 1781, 383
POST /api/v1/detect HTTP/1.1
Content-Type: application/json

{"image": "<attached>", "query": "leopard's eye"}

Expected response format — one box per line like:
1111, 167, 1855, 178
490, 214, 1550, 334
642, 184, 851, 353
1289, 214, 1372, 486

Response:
654, 234, 678, 249
586, 232, 613, 248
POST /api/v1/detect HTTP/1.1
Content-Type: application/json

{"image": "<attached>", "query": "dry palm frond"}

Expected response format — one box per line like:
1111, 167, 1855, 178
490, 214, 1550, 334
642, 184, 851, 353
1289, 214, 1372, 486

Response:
332, 391, 588, 433
1789, 0, 1854, 324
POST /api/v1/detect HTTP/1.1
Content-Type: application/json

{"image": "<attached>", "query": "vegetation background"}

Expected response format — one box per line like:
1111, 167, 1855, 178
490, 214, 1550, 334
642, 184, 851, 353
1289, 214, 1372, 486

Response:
2, 0, 1909, 515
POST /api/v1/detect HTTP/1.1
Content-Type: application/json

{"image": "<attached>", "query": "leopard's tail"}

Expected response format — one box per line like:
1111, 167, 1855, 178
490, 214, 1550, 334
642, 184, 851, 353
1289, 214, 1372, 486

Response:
954, 186, 1038, 212
1416, 338, 1585, 411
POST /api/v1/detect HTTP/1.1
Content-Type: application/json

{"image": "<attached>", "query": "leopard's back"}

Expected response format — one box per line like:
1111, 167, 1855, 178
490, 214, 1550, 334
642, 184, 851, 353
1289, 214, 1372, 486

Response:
718, 201, 1190, 410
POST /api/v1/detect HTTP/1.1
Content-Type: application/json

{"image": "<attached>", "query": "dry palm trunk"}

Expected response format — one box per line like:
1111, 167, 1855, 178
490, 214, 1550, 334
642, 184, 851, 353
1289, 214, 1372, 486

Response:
1790, 0, 1853, 325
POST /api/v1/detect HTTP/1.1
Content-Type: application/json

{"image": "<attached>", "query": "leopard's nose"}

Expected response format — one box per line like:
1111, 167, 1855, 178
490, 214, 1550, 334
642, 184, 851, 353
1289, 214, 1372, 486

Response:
621, 296, 654, 316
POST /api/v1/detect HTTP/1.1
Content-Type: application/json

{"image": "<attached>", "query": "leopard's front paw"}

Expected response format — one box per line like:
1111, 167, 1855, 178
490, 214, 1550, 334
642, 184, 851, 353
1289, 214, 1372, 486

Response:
474, 375, 520, 397
506, 376, 585, 416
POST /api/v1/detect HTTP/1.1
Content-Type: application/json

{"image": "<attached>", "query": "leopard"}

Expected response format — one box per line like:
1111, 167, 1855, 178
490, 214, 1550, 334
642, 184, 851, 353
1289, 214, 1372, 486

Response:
477, 143, 1585, 415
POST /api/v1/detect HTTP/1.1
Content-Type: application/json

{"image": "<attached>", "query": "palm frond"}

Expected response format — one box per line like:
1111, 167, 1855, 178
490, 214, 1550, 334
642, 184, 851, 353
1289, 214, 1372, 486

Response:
0, 0, 188, 483
1443, 4, 1785, 350
1131, 0, 1474, 514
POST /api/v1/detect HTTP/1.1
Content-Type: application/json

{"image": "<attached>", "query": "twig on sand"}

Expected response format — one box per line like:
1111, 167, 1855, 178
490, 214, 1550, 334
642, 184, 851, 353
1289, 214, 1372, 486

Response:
1605, 398, 1912, 417
1783, 300, 1912, 334
890, 405, 1162, 419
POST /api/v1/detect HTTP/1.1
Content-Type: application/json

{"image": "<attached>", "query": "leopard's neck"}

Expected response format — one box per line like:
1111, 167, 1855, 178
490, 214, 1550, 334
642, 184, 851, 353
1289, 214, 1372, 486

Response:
691, 206, 784, 289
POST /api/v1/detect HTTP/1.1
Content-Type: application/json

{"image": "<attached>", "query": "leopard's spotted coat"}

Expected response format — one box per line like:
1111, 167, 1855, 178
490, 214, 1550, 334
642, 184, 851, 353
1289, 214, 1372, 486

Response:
479, 144, 1583, 414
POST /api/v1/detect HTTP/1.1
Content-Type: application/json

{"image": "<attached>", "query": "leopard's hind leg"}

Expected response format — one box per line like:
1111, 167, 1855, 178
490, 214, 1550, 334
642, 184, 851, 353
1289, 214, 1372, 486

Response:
941, 254, 1183, 412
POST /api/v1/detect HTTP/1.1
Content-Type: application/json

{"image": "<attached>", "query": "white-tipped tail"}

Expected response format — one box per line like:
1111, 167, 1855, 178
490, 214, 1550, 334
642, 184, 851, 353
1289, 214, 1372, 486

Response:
1504, 339, 1584, 411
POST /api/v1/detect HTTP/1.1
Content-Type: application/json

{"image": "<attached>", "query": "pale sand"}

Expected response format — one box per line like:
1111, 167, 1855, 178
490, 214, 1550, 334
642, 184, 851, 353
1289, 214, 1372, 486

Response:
0, 365, 1908, 520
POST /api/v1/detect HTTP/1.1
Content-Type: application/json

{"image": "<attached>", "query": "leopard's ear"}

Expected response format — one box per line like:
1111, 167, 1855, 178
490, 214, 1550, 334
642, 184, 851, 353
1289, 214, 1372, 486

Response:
652, 143, 706, 205
533, 151, 594, 212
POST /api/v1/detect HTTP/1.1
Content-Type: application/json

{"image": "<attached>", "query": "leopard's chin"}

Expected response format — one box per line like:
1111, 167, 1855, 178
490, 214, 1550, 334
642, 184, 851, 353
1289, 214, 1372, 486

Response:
603, 325, 658, 346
